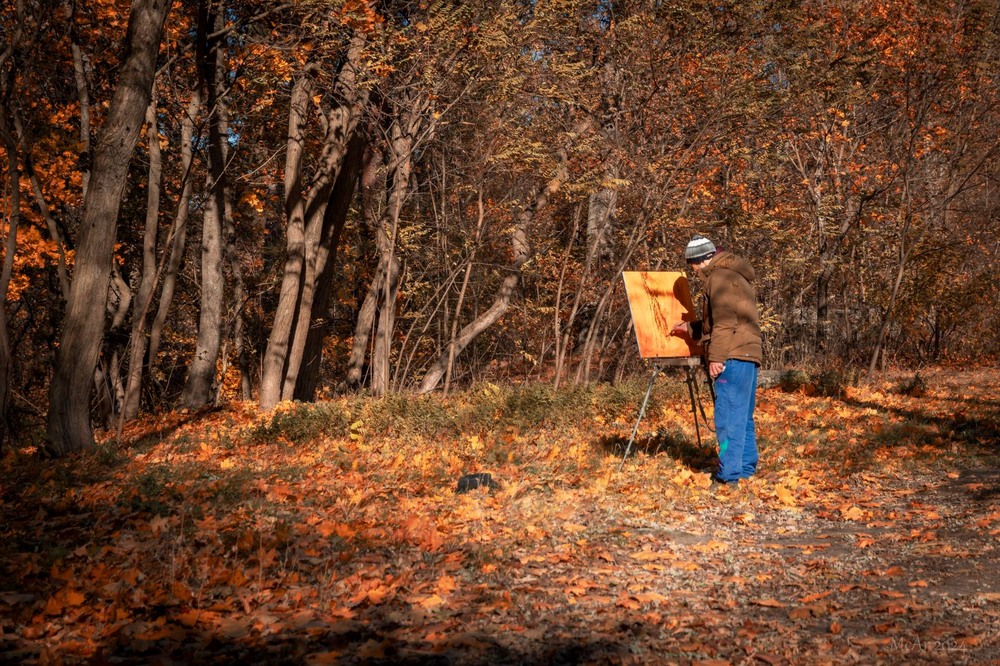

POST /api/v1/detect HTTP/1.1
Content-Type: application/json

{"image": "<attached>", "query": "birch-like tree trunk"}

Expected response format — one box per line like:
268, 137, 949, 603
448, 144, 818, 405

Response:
293, 134, 365, 401
183, 3, 228, 409
147, 91, 200, 373
122, 97, 163, 419
260, 35, 368, 410
47, 0, 172, 455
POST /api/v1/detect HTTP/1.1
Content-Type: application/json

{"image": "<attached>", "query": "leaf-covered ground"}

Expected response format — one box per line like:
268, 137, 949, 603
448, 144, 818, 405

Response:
2, 369, 998, 665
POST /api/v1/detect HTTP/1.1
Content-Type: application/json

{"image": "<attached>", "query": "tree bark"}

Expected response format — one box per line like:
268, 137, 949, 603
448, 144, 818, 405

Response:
259, 68, 313, 409
148, 91, 200, 372
47, 0, 172, 455
225, 197, 251, 401
370, 113, 420, 396
183, 2, 227, 409
293, 133, 365, 401
123, 97, 163, 419
64, 0, 92, 195
342, 144, 385, 390
260, 35, 368, 410
0, 118, 21, 449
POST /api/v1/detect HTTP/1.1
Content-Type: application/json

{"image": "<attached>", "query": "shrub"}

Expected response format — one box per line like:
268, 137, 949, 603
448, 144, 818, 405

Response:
779, 369, 811, 393
246, 401, 354, 446
779, 367, 858, 398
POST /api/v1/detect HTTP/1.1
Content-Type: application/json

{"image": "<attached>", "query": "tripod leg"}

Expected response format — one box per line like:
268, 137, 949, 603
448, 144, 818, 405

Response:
692, 367, 715, 435
686, 368, 702, 449
619, 366, 660, 470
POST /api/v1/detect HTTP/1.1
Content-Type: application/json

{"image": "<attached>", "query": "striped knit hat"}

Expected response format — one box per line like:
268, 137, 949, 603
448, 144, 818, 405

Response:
684, 234, 716, 264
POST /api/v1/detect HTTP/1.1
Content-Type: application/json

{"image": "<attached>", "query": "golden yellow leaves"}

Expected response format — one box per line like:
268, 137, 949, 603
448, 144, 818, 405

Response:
775, 484, 797, 506
399, 515, 445, 552
670, 467, 712, 489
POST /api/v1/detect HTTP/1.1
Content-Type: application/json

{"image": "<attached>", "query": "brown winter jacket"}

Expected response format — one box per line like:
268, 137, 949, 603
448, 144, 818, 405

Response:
690, 251, 762, 365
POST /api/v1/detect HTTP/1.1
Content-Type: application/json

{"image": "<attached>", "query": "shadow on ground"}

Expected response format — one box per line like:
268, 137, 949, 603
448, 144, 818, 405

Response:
596, 430, 716, 473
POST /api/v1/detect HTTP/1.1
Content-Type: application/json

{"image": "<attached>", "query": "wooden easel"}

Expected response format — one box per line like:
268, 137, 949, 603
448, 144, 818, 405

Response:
618, 356, 715, 469
618, 271, 708, 469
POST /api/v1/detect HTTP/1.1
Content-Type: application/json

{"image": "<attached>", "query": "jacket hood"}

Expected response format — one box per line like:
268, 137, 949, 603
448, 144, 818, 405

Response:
700, 251, 755, 282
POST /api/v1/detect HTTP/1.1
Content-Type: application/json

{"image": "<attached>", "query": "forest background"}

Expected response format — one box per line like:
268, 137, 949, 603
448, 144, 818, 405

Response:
1, 0, 999, 453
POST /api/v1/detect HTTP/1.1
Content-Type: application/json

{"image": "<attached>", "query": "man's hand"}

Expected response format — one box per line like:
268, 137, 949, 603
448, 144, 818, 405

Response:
709, 361, 725, 379
670, 321, 689, 337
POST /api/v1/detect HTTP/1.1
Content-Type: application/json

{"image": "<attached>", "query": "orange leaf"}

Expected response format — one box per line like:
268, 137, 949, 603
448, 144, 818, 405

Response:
418, 594, 444, 609
850, 636, 892, 646
752, 599, 786, 608
955, 635, 983, 646
635, 592, 669, 605
799, 590, 833, 603
615, 595, 641, 610
44, 596, 63, 616
435, 575, 457, 594
629, 550, 674, 561
775, 484, 797, 506
841, 505, 866, 521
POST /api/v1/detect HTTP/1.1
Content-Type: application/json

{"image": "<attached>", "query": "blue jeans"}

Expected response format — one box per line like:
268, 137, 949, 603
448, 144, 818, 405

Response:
713, 359, 758, 482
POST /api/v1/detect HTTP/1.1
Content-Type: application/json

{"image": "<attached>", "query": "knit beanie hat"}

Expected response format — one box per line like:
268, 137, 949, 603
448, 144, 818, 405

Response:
684, 234, 716, 264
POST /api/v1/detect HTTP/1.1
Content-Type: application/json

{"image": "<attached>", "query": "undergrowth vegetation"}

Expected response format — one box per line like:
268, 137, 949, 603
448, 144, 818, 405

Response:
239, 376, 686, 449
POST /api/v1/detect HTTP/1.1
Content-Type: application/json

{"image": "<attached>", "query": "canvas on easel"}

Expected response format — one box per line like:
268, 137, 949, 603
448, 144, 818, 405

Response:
619, 271, 708, 467
621, 271, 701, 359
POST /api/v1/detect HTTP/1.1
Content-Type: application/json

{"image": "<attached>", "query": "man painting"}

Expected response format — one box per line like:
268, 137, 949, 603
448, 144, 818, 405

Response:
671, 235, 762, 488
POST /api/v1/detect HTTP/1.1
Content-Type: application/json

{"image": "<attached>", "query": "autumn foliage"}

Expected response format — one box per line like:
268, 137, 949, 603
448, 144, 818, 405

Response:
0, 0, 997, 448
1, 1, 999, 661
2, 369, 999, 663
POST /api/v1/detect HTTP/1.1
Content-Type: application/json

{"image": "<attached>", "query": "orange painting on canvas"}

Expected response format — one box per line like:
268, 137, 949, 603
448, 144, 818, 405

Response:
622, 271, 702, 359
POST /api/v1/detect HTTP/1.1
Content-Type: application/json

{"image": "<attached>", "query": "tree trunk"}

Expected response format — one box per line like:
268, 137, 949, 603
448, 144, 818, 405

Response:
64, 0, 92, 195
0, 121, 21, 449
47, 0, 172, 455
280, 129, 366, 400
260, 35, 368, 410
259, 68, 313, 410
123, 97, 163, 419
556, 191, 615, 388
342, 144, 385, 390
148, 91, 200, 372
370, 114, 419, 396
371, 253, 401, 396
183, 3, 227, 409
294, 133, 365, 401
225, 202, 251, 401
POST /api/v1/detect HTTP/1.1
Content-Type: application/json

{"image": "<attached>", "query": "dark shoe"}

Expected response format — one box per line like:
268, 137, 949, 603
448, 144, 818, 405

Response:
709, 476, 740, 491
